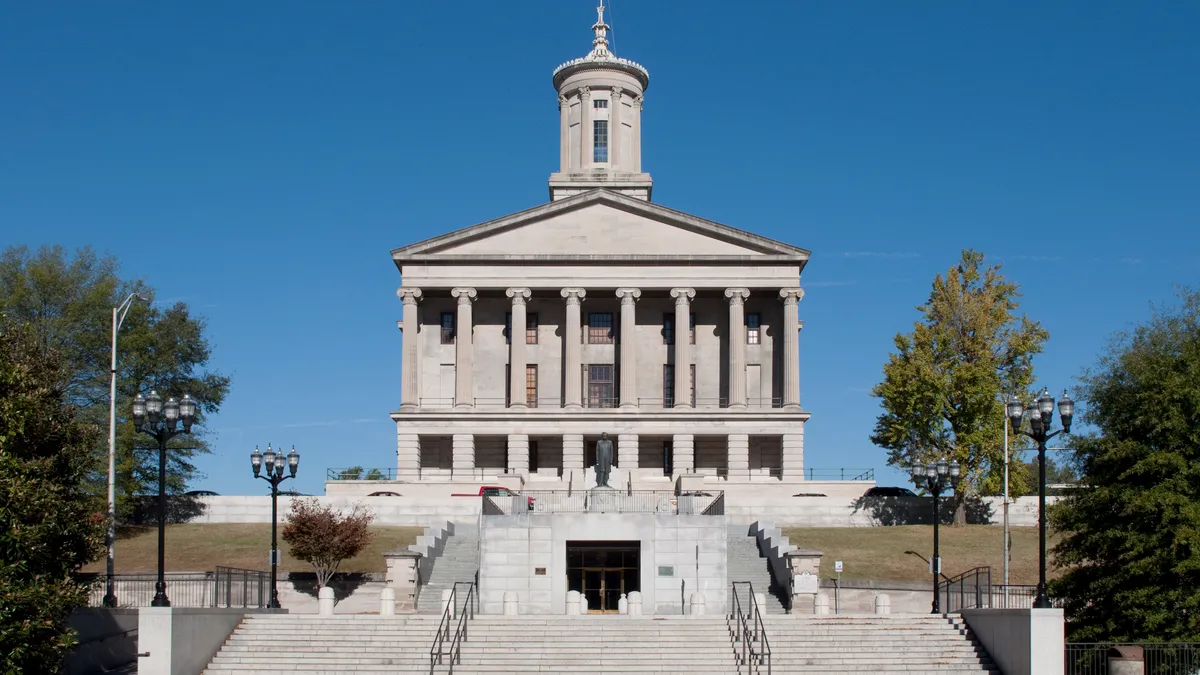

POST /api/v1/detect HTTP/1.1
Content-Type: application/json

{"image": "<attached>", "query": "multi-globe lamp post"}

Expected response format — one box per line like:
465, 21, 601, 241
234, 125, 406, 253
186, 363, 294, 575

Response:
911, 458, 961, 614
1007, 387, 1073, 609
251, 444, 299, 609
131, 390, 197, 607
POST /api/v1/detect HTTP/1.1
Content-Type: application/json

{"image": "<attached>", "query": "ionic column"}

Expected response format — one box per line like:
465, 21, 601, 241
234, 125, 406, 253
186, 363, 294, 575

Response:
670, 288, 695, 408
611, 88, 623, 168
779, 288, 805, 409
618, 434, 639, 471
506, 288, 531, 408
558, 94, 570, 172
616, 288, 641, 408
507, 434, 529, 476
673, 434, 694, 474
561, 288, 587, 409
563, 433, 584, 475
579, 87, 592, 169
451, 287, 477, 408
396, 288, 422, 409
724, 288, 749, 410
727, 433, 749, 480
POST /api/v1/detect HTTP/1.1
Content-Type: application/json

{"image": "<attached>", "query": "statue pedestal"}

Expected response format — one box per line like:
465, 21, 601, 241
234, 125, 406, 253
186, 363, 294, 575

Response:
588, 486, 619, 513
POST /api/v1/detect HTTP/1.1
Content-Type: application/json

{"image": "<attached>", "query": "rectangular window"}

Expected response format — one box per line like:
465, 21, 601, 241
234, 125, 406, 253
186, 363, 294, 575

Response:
440, 312, 455, 344
662, 364, 696, 407
593, 99, 608, 109
505, 312, 540, 345
593, 119, 609, 163
662, 313, 696, 345
747, 313, 761, 345
587, 312, 614, 344
586, 364, 615, 408
526, 364, 538, 408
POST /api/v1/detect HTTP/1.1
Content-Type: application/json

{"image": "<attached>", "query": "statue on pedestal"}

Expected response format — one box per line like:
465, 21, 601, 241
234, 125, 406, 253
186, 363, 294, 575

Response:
594, 432, 614, 488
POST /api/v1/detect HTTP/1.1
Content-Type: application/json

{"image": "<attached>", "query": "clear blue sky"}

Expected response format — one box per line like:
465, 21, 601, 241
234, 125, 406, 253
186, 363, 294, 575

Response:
2, 1, 1197, 496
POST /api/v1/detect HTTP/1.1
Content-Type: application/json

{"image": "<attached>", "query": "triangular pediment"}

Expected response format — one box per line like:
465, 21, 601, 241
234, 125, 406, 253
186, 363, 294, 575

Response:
392, 190, 809, 262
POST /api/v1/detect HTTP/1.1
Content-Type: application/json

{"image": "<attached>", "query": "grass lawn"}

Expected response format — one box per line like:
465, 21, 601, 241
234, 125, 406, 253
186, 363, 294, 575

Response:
782, 526, 1060, 584
82, 524, 423, 574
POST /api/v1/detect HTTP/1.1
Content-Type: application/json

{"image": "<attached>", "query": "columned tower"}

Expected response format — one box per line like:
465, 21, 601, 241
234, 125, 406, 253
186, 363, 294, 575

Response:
548, 2, 653, 201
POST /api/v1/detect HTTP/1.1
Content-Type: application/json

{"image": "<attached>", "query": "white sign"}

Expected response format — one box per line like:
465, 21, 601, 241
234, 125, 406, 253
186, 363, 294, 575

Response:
794, 572, 819, 595
834, 560, 844, 573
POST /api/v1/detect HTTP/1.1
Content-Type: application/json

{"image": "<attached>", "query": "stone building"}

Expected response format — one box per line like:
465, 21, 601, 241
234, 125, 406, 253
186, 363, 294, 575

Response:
390, 3, 811, 498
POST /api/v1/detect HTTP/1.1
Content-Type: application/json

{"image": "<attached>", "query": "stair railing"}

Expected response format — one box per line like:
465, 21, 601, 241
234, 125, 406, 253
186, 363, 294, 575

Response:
937, 566, 992, 613
730, 581, 772, 675
429, 580, 477, 674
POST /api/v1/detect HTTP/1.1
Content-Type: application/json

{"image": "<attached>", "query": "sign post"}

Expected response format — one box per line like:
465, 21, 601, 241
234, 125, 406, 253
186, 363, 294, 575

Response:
834, 560, 843, 614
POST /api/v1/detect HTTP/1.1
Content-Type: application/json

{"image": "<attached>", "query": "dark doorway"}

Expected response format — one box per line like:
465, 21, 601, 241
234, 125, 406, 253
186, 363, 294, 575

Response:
566, 541, 640, 613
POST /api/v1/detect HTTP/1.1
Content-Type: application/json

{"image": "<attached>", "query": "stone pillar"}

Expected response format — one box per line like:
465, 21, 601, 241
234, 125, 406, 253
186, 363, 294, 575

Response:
452, 434, 475, 477
451, 287, 477, 408
611, 88, 622, 168
670, 288, 695, 408
561, 288, 586, 409
618, 434, 639, 471
616, 288, 641, 408
727, 433, 749, 480
779, 288, 804, 410
633, 95, 643, 172
506, 288, 531, 408
507, 434, 529, 476
673, 433, 695, 473
396, 288, 422, 409
559, 94, 569, 172
724, 288, 749, 409
580, 87, 592, 169
782, 432, 804, 479
397, 432, 421, 481
563, 433, 584, 478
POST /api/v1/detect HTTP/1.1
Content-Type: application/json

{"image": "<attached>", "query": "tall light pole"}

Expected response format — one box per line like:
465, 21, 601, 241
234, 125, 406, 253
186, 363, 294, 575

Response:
911, 458, 961, 614
1007, 387, 1073, 609
251, 444, 299, 609
132, 390, 197, 607
103, 292, 146, 608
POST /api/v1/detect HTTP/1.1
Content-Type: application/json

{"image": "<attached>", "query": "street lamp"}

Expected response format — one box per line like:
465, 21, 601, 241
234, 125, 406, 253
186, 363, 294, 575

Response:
1007, 387, 1073, 609
103, 292, 147, 608
911, 458, 961, 614
132, 390, 197, 607
252, 444, 299, 609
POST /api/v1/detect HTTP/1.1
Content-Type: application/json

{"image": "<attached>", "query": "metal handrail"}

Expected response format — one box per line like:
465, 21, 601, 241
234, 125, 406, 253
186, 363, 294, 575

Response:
429, 581, 476, 674
938, 566, 992, 612
730, 581, 772, 674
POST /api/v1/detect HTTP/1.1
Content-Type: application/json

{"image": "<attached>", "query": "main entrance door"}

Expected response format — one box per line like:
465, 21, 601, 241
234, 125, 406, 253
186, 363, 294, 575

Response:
566, 541, 640, 613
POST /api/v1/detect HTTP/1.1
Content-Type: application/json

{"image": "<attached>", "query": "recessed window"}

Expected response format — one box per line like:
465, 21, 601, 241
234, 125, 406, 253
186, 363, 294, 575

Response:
663, 364, 696, 407
747, 313, 761, 345
593, 99, 608, 109
586, 364, 615, 408
587, 312, 614, 344
662, 313, 696, 345
593, 120, 609, 163
526, 365, 538, 408
505, 312, 540, 345
440, 312, 455, 344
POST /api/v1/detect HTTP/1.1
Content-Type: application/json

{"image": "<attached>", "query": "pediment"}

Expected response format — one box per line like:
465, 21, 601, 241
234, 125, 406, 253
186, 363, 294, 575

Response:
392, 190, 809, 262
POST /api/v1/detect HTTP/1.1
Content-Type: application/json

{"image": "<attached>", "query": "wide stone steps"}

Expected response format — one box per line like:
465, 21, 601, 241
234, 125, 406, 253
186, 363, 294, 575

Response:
417, 524, 480, 613
726, 524, 788, 614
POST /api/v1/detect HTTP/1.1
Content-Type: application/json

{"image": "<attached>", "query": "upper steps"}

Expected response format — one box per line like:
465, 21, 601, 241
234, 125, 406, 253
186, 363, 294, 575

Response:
417, 523, 479, 613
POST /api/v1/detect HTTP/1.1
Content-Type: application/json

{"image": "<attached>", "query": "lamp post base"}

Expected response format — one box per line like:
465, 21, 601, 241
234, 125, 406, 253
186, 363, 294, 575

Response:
151, 582, 171, 608
102, 593, 118, 608
267, 588, 281, 610
1033, 586, 1052, 609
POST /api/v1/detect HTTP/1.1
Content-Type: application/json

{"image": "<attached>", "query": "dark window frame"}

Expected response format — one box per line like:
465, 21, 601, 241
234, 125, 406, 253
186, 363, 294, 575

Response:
747, 313, 762, 345
593, 119, 609, 163
440, 312, 456, 344
587, 312, 615, 344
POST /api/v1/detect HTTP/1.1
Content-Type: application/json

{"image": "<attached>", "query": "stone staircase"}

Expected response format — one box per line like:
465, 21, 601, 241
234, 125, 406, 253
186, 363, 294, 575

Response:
417, 522, 480, 613
755, 614, 1000, 673
726, 524, 788, 614
202, 614, 444, 674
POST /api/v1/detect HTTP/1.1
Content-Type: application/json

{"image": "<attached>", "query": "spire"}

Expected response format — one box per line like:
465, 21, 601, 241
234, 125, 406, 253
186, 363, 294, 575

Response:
590, 1, 611, 59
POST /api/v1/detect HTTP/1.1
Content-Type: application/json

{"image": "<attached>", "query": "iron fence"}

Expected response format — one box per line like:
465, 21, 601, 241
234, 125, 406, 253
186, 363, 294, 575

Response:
1065, 643, 1200, 675
80, 568, 269, 608
326, 467, 399, 481
804, 468, 875, 481
483, 490, 723, 516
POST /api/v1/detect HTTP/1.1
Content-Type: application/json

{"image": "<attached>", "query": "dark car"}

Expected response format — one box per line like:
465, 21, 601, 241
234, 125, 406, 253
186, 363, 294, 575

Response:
863, 486, 918, 498
368, 491, 402, 497
183, 490, 219, 497
278, 490, 310, 497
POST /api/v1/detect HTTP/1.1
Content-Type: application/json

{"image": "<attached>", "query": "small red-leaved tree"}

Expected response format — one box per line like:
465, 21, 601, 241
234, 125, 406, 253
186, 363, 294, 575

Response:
281, 498, 374, 588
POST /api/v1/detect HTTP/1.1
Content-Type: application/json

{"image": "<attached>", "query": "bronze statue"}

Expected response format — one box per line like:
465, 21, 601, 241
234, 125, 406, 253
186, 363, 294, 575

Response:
594, 432, 614, 488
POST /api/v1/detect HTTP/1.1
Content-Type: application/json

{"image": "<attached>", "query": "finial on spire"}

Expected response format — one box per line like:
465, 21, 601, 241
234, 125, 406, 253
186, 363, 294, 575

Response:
590, 0, 611, 58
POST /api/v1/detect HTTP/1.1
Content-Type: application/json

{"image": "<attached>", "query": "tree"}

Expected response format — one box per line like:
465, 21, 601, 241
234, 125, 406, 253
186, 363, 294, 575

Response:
1020, 454, 1079, 495
871, 250, 1048, 520
364, 468, 385, 481
0, 323, 106, 671
1050, 289, 1200, 642
339, 466, 364, 481
281, 498, 374, 588
0, 245, 230, 515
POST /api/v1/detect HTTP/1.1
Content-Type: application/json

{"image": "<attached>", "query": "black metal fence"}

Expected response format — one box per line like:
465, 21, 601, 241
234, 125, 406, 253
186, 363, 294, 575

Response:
1065, 643, 1200, 675
805, 468, 875, 481
484, 490, 723, 515
326, 467, 398, 480
937, 567, 1066, 612
80, 567, 269, 609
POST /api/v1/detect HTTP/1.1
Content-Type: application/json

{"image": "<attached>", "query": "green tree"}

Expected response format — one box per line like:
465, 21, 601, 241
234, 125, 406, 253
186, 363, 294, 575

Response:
282, 498, 374, 588
0, 323, 106, 671
0, 245, 230, 516
1050, 289, 1200, 642
870, 250, 1048, 520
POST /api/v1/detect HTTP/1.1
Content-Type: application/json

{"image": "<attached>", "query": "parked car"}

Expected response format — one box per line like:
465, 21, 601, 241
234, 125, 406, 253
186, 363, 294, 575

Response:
183, 490, 219, 496
453, 485, 535, 510
368, 491, 402, 497
863, 486, 918, 498
278, 490, 310, 497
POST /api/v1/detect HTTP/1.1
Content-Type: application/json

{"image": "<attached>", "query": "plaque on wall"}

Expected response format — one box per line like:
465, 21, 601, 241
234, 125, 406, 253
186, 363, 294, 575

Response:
658, 566, 675, 577
794, 571, 819, 595
535, 567, 547, 576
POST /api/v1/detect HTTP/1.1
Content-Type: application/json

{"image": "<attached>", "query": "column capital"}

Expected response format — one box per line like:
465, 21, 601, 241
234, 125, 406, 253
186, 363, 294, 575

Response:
670, 287, 696, 304
561, 288, 587, 305
506, 287, 531, 304
396, 320, 403, 332
396, 288, 423, 305
724, 288, 750, 305
779, 287, 805, 305
452, 287, 477, 304
615, 288, 642, 305
612, 87, 624, 103
633, 94, 644, 111
579, 86, 591, 99
558, 94, 568, 110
